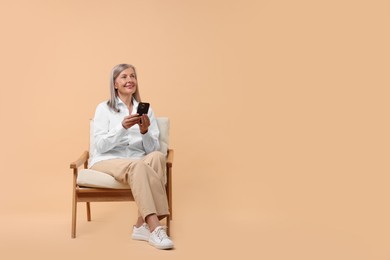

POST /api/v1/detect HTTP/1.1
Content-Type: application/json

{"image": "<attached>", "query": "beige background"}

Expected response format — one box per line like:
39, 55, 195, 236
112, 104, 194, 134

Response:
0, 0, 389, 259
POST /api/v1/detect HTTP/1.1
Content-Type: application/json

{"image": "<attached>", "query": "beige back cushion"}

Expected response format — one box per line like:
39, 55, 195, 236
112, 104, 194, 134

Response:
78, 117, 170, 189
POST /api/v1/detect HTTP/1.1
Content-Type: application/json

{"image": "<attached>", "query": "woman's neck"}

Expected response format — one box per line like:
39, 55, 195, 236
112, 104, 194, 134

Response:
118, 94, 133, 107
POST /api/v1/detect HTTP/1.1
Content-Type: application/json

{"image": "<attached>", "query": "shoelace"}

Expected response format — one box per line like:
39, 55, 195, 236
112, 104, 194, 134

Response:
154, 226, 169, 241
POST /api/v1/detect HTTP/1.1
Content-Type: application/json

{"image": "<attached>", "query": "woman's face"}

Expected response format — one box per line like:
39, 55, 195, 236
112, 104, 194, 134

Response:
114, 67, 137, 97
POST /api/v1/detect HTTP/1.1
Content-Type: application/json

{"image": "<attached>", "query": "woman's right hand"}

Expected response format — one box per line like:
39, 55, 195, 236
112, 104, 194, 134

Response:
122, 114, 140, 129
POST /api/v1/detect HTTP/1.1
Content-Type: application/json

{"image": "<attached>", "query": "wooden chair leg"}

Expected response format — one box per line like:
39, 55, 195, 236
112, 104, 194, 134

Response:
71, 193, 77, 238
168, 175, 173, 221
165, 165, 172, 236
166, 216, 171, 236
86, 202, 91, 221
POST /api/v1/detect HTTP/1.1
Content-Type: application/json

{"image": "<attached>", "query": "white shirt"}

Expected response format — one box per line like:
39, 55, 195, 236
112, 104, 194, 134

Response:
88, 98, 160, 167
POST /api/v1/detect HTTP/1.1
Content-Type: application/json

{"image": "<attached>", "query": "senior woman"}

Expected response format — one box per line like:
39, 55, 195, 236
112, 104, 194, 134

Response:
89, 63, 173, 250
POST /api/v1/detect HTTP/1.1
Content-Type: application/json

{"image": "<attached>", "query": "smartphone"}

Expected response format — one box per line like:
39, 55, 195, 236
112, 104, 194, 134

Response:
137, 102, 150, 116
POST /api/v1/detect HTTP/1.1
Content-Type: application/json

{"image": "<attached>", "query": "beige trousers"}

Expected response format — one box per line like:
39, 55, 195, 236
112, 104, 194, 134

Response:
91, 151, 169, 220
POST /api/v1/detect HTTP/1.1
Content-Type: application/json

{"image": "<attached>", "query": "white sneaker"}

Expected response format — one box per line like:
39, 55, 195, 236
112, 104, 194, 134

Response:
132, 223, 150, 241
149, 226, 174, 250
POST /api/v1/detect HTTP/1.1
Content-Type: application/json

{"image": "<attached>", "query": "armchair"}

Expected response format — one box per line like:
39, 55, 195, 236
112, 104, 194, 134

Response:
69, 117, 173, 238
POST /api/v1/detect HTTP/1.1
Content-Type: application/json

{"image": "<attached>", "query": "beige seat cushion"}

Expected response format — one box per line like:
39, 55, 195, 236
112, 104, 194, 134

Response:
77, 169, 130, 189
77, 117, 170, 189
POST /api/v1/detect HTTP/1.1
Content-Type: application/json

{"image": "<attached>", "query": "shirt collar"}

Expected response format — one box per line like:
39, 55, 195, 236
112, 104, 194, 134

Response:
116, 97, 139, 107
116, 97, 139, 115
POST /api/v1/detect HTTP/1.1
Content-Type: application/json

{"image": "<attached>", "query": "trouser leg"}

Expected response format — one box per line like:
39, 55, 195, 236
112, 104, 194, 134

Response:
126, 158, 169, 220
90, 153, 169, 220
142, 151, 167, 185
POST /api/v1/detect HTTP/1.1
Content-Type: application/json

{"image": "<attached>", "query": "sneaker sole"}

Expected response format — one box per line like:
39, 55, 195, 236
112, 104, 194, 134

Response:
132, 234, 150, 241
149, 241, 174, 250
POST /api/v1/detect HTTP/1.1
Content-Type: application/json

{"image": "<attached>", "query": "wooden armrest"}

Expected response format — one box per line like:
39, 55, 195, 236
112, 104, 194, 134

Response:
166, 149, 174, 167
70, 151, 89, 169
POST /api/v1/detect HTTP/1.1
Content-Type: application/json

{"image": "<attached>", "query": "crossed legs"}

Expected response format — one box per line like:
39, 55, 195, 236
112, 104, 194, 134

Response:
90, 151, 173, 249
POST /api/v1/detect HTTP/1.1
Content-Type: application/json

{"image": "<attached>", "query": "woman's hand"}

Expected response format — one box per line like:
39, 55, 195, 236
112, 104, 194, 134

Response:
122, 114, 141, 129
138, 114, 150, 134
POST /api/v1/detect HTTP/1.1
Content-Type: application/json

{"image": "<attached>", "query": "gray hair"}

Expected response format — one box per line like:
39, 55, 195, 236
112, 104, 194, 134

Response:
107, 63, 141, 112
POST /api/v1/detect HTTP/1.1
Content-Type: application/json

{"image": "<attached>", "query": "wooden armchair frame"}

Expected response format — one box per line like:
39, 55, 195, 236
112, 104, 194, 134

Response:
70, 149, 174, 238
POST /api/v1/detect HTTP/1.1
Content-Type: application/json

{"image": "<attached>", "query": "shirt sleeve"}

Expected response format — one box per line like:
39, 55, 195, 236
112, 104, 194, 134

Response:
93, 103, 128, 154
141, 107, 160, 154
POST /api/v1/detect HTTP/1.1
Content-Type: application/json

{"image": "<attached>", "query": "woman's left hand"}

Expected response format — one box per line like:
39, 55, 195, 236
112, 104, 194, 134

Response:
139, 114, 150, 134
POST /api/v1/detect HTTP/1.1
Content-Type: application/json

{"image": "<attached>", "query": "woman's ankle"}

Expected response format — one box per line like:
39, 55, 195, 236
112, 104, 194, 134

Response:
145, 214, 161, 231
134, 217, 145, 228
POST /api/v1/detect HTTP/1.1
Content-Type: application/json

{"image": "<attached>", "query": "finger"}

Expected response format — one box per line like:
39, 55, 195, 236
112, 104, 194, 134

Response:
129, 114, 140, 119
140, 115, 146, 126
129, 116, 140, 122
132, 117, 141, 123
142, 114, 150, 123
